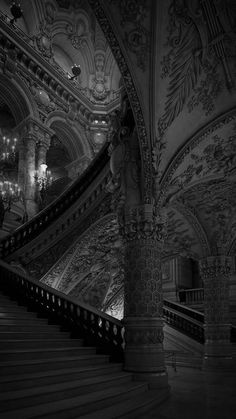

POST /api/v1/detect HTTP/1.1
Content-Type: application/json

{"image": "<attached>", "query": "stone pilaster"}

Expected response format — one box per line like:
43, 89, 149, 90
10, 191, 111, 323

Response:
122, 204, 169, 390
16, 117, 53, 218
37, 141, 50, 170
199, 256, 232, 369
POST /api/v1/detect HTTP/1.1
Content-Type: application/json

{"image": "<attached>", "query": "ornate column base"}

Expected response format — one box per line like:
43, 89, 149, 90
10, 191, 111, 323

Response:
124, 317, 169, 390
203, 324, 233, 370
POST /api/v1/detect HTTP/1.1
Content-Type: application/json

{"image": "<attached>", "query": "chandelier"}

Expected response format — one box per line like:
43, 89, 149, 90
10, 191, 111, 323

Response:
34, 164, 53, 209
0, 130, 21, 226
34, 164, 53, 191
68, 64, 81, 80
0, 180, 21, 211
10, 1, 23, 25
0, 134, 18, 163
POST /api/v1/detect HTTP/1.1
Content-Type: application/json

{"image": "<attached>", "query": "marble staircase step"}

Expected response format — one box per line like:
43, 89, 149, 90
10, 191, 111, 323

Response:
0, 382, 148, 419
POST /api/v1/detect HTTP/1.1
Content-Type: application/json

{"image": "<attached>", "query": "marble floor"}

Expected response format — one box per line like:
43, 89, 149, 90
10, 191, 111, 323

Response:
144, 365, 236, 419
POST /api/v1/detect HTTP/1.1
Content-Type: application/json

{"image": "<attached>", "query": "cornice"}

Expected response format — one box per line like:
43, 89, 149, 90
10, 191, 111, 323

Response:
0, 13, 120, 124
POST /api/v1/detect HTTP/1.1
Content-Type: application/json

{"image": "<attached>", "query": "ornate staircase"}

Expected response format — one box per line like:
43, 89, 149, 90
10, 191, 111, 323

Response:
0, 261, 168, 418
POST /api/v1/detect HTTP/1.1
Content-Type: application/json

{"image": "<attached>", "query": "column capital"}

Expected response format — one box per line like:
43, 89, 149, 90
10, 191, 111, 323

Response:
16, 116, 54, 144
120, 204, 167, 244
199, 255, 232, 281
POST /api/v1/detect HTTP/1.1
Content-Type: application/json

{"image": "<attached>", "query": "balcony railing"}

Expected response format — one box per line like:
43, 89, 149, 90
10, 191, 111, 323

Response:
0, 143, 109, 259
183, 288, 204, 304
163, 299, 204, 343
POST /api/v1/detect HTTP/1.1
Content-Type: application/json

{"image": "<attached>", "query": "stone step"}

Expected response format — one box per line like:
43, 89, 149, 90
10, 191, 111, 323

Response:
79, 388, 169, 419
1, 382, 148, 419
0, 354, 110, 375
0, 364, 123, 391
0, 346, 96, 361
0, 373, 133, 412
0, 323, 64, 332
0, 312, 43, 319
0, 338, 84, 349
0, 317, 51, 325
0, 331, 71, 339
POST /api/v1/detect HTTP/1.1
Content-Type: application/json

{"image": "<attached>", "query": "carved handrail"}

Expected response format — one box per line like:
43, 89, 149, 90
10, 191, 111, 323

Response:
184, 288, 204, 304
163, 298, 235, 343
164, 299, 204, 323
0, 143, 110, 259
163, 299, 204, 343
0, 260, 124, 361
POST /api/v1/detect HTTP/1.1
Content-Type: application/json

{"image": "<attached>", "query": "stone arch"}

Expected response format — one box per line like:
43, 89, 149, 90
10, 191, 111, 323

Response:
46, 111, 92, 160
87, 0, 152, 204
159, 107, 236, 200
0, 74, 38, 125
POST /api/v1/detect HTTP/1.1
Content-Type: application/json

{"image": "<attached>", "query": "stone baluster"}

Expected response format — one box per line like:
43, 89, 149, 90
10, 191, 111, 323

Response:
199, 255, 232, 369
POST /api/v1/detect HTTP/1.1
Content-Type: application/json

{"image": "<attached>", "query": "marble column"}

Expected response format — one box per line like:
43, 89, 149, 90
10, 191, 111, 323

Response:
24, 136, 37, 218
122, 204, 169, 390
37, 142, 49, 170
17, 140, 26, 193
199, 256, 232, 369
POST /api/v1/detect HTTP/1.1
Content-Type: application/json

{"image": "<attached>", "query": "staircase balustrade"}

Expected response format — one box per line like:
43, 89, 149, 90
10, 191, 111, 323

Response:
1, 259, 235, 352
0, 143, 109, 259
184, 288, 204, 304
0, 260, 124, 361
163, 299, 204, 343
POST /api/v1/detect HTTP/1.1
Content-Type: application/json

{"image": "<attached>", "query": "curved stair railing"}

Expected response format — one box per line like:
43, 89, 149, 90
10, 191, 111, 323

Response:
1, 259, 235, 364
0, 260, 124, 361
0, 143, 110, 259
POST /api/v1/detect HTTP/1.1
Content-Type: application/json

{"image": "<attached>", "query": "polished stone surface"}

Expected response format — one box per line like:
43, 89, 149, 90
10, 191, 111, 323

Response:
143, 365, 236, 419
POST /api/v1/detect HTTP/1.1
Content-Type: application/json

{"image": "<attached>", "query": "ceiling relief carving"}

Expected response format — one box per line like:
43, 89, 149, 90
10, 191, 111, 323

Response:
164, 207, 201, 260
25, 193, 112, 279
108, 0, 150, 72
104, 287, 124, 320
159, 110, 236, 257
160, 109, 236, 200
178, 179, 236, 255
87, 0, 153, 204
66, 17, 89, 51
55, 0, 83, 10
30, 0, 122, 108
41, 215, 124, 309
169, 128, 236, 191
154, 0, 236, 176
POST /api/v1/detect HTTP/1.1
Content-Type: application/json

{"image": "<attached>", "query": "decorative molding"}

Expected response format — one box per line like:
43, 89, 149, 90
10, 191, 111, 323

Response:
108, 0, 150, 72
172, 201, 211, 258
120, 204, 167, 244
0, 15, 120, 126
154, 0, 236, 174
159, 108, 236, 198
87, 0, 153, 204
199, 255, 232, 280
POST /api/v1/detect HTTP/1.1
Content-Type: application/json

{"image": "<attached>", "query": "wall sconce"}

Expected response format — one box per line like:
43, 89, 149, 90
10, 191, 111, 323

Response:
68, 64, 81, 80
34, 164, 53, 192
10, 2, 23, 25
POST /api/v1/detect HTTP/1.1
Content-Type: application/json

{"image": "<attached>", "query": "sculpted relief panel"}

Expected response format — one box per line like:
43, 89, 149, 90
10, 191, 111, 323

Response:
40, 215, 124, 309
154, 0, 236, 176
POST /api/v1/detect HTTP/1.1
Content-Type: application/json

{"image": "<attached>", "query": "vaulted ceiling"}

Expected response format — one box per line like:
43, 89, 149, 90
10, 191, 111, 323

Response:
1, 0, 236, 312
